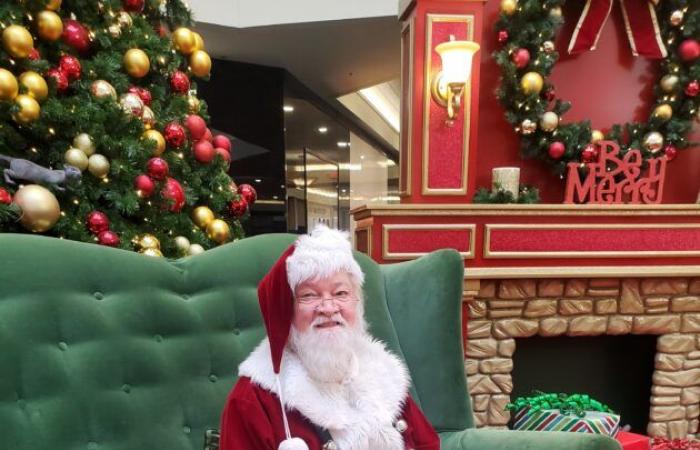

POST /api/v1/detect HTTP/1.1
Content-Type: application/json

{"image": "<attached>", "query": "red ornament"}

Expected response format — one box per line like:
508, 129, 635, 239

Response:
581, 144, 598, 162
128, 86, 152, 106
664, 144, 678, 161
163, 122, 187, 148
213, 135, 231, 152
0, 187, 12, 205
47, 68, 69, 93
685, 80, 699, 97
511, 48, 530, 69
86, 211, 110, 234
147, 157, 169, 180
548, 141, 565, 160
216, 147, 231, 165
59, 55, 82, 82
154, 22, 168, 37
123, 0, 145, 12
98, 230, 120, 247
28, 48, 40, 61
238, 184, 257, 206
203, 128, 213, 142
544, 87, 555, 102
229, 197, 248, 217
679, 39, 700, 62
185, 115, 207, 140
62, 20, 91, 54
193, 140, 216, 163
162, 177, 186, 212
170, 70, 190, 94
497, 30, 509, 43
134, 174, 155, 197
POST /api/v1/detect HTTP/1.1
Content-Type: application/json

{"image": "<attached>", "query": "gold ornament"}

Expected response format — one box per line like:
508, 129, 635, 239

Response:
172, 27, 196, 54
660, 74, 679, 93
3, 25, 34, 59
88, 154, 110, 178
142, 129, 166, 156
206, 219, 230, 244
19, 71, 48, 102
108, 24, 121, 38
543, 41, 555, 53
500, 0, 517, 15
91, 80, 117, 99
193, 32, 205, 51
591, 129, 605, 143
520, 119, 537, 135
142, 106, 155, 128
37, 10, 63, 41
174, 236, 191, 253
13, 184, 60, 232
670, 10, 684, 26
192, 206, 215, 228
141, 248, 163, 257
138, 234, 160, 250
653, 103, 673, 121
46, 0, 62, 10
189, 50, 211, 78
124, 49, 150, 78
13, 94, 40, 124
550, 6, 562, 17
0, 68, 19, 101
119, 92, 144, 116
188, 244, 205, 255
73, 133, 95, 156
643, 131, 664, 153
520, 72, 544, 95
539, 111, 559, 132
64, 147, 89, 170
187, 94, 201, 113
117, 12, 133, 28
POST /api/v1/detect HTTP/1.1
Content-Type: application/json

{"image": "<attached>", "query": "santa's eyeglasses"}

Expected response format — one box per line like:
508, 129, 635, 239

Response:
296, 293, 356, 306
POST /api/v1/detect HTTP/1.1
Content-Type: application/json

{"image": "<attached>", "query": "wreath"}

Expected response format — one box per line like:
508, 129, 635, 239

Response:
494, 0, 700, 177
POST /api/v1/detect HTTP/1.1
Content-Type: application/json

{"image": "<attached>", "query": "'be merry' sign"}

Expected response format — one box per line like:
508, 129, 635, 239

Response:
564, 140, 667, 204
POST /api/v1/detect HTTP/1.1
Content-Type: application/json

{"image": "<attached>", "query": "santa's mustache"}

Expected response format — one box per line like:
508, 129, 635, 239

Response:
310, 314, 348, 329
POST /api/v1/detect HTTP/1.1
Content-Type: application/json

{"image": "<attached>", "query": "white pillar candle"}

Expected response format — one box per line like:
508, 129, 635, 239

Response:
492, 167, 520, 200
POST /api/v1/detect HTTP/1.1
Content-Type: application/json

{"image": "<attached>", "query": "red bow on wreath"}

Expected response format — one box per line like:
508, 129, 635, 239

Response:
568, 0, 667, 58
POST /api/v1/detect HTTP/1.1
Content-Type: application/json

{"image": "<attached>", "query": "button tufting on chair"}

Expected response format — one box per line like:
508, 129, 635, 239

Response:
93, 292, 104, 300
121, 384, 131, 393
58, 341, 68, 351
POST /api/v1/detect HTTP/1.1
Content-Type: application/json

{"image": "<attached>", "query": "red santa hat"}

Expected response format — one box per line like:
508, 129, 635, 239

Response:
257, 225, 364, 450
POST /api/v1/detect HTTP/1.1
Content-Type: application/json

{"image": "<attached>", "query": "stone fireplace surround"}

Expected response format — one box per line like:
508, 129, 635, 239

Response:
463, 277, 700, 439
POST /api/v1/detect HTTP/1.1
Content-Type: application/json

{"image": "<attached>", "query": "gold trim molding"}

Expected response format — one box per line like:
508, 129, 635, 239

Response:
382, 223, 476, 260
400, 17, 415, 197
465, 265, 700, 279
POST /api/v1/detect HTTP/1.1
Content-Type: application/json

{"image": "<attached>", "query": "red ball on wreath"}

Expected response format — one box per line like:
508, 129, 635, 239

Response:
216, 147, 231, 165
663, 144, 678, 161
59, 55, 82, 82
147, 157, 169, 180
170, 70, 190, 94
28, 48, 40, 61
511, 48, 530, 69
193, 140, 215, 163
238, 183, 257, 206
185, 115, 207, 140
62, 20, 91, 54
86, 211, 110, 234
134, 174, 155, 197
98, 230, 120, 247
548, 141, 565, 160
203, 128, 213, 143
123, 0, 145, 13
128, 86, 152, 106
164, 122, 187, 148
47, 68, 69, 93
679, 39, 700, 62
229, 197, 248, 217
497, 30, 509, 43
162, 177, 186, 212
581, 144, 598, 163
0, 187, 12, 205
213, 134, 231, 152
685, 80, 699, 97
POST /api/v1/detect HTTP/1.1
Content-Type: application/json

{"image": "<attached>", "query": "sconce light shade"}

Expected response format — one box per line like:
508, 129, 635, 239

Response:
436, 40, 480, 85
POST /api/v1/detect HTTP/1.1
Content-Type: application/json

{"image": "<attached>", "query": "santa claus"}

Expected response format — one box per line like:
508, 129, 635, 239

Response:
219, 226, 440, 450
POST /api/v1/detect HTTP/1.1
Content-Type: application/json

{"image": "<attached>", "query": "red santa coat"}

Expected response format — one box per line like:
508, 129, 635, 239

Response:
219, 337, 440, 450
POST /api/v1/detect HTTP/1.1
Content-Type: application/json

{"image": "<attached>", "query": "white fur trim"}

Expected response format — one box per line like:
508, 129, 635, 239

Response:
278, 438, 309, 450
239, 336, 410, 450
286, 225, 365, 291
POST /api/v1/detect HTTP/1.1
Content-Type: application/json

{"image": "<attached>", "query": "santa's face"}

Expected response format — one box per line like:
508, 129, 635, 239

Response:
292, 272, 359, 333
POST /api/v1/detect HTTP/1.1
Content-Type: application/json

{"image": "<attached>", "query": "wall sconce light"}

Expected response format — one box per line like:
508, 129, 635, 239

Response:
431, 35, 480, 123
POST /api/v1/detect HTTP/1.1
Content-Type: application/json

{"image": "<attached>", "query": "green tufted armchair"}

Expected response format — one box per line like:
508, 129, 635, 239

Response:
0, 233, 620, 450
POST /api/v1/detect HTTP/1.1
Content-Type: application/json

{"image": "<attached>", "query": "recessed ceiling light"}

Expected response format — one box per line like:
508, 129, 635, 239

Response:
255, 178, 262, 183
341, 189, 347, 193
337, 142, 349, 148
360, 155, 365, 160
283, 105, 294, 113
318, 126, 328, 134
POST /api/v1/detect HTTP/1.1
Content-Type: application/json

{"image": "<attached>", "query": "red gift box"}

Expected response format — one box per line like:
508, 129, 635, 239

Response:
617, 431, 650, 450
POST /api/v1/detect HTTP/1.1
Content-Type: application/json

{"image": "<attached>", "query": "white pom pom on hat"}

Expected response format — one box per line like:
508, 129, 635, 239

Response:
278, 437, 310, 450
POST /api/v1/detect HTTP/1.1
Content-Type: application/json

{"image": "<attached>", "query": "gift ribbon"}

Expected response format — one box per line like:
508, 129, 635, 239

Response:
651, 437, 700, 450
568, 0, 667, 58
506, 392, 616, 417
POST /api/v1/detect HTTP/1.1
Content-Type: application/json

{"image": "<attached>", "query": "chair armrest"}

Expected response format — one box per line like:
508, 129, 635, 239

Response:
439, 428, 622, 450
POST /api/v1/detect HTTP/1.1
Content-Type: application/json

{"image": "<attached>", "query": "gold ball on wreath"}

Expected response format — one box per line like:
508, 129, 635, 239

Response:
142, 129, 166, 156
3, 25, 34, 59
539, 111, 559, 132
139, 234, 161, 250
91, 80, 117, 99
192, 206, 215, 228
550, 6, 563, 18
172, 27, 196, 54
520, 72, 544, 95
141, 106, 155, 128
193, 32, 205, 51
643, 131, 664, 153
13, 184, 61, 232
124, 48, 150, 78
19, 71, 48, 102
187, 95, 201, 113
141, 248, 164, 257
520, 119, 537, 135
207, 219, 231, 244
653, 103, 673, 121
500, 0, 517, 15
108, 24, 121, 38
591, 129, 605, 144
117, 12, 133, 28
46, 0, 62, 11
189, 50, 212, 78
13, 94, 41, 124
0, 68, 19, 102
65, 147, 89, 171
37, 10, 63, 41
88, 154, 110, 178
174, 236, 191, 253
73, 133, 96, 156
660, 74, 679, 93
188, 244, 205, 255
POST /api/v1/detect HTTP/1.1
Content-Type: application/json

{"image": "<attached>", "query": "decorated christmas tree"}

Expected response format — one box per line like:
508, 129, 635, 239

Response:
0, 0, 256, 258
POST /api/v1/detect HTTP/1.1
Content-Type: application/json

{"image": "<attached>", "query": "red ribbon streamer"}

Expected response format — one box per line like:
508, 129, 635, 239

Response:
568, 0, 667, 58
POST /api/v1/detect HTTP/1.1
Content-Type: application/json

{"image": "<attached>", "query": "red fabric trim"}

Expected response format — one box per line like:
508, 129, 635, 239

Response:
621, 0, 667, 58
568, 0, 614, 54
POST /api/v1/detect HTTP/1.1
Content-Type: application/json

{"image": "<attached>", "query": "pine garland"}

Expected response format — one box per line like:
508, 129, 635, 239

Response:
473, 183, 541, 203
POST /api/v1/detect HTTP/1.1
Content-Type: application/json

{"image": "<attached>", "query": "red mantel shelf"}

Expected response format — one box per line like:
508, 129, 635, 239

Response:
351, 204, 700, 279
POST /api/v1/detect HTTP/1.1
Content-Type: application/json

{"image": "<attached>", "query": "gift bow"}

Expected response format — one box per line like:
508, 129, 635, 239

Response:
568, 0, 667, 58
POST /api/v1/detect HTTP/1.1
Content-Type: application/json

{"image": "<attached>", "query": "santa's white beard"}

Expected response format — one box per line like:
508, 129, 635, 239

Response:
289, 316, 367, 384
